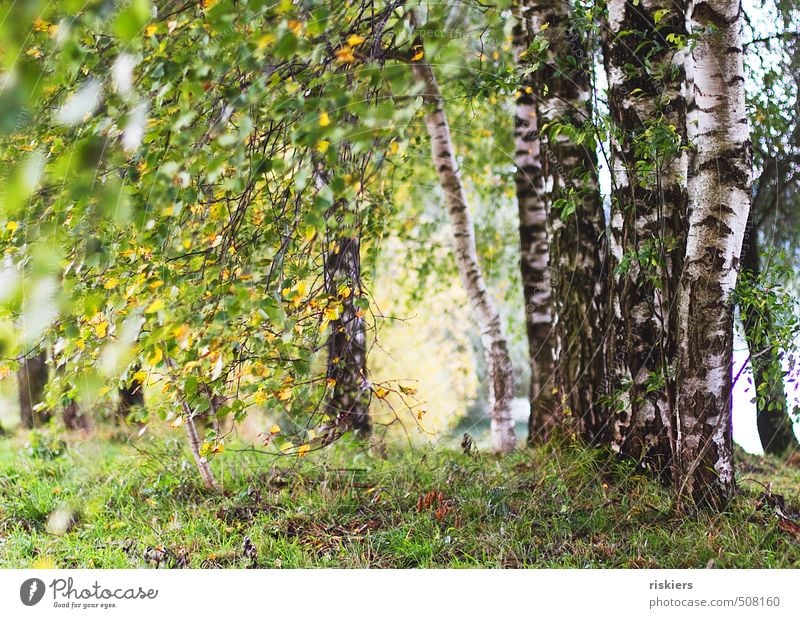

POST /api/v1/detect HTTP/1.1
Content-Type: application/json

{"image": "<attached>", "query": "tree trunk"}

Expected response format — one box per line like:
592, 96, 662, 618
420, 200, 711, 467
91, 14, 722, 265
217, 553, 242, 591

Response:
675, 0, 752, 509
411, 42, 517, 453
182, 406, 221, 492
520, 0, 609, 443
118, 367, 145, 423
603, 0, 689, 477
165, 354, 220, 491
56, 362, 90, 430
739, 213, 797, 456
512, 4, 558, 444
62, 399, 89, 430
323, 234, 371, 435
18, 351, 50, 428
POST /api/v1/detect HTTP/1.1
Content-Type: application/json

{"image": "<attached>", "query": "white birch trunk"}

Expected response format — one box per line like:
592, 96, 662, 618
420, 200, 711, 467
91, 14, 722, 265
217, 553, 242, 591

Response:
512, 3, 558, 443
603, 0, 689, 476
675, 0, 752, 508
411, 50, 517, 453
521, 0, 609, 442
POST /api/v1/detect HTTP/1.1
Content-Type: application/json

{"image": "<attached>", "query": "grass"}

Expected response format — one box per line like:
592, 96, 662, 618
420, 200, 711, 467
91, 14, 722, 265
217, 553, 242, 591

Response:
0, 428, 798, 568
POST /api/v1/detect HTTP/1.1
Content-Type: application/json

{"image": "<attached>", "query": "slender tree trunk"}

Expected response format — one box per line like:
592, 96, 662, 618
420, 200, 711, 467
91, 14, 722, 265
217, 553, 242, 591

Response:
313, 162, 371, 438
411, 42, 517, 453
182, 404, 221, 492
603, 0, 689, 477
164, 355, 220, 491
675, 0, 752, 509
512, 4, 558, 443
323, 233, 371, 435
521, 0, 609, 443
740, 214, 797, 455
18, 351, 50, 428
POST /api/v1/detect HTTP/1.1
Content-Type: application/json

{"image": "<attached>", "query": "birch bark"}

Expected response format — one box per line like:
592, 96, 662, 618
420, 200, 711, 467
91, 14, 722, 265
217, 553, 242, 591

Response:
411, 45, 517, 452
520, 0, 609, 442
603, 0, 689, 476
512, 3, 558, 443
323, 232, 371, 435
675, 0, 752, 508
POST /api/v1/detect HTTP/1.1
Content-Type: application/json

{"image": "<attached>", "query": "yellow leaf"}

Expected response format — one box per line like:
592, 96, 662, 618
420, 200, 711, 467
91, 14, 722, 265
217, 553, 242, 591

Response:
145, 298, 164, 313
258, 33, 276, 49
335, 46, 356, 64
33, 18, 51, 32
375, 387, 388, 399
346, 34, 365, 46
94, 321, 108, 338
304, 225, 317, 242
254, 389, 267, 404
104, 277, 119, 290
148, 348, 163, 366
323, 304, 340, 321
276, 386, 292, 402
410, 48, 424, 62
173, 323, 190, 344
212, 442, 224, 454
133, 370, 147, 384
399, 385, 418, 396
338, 285, 352, 299
316, 139, 330, 153
269, 424, 281, 434
319, 111, 331, 127
326, 378, 336, 389
389, 140, 399, 155
145, 24, 158, 36
297, 443, 310, 457
5, 221, 18, 232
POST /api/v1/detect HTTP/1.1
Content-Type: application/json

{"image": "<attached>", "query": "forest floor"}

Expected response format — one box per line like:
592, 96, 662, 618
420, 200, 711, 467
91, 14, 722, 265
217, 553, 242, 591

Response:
0, 429, 799, 568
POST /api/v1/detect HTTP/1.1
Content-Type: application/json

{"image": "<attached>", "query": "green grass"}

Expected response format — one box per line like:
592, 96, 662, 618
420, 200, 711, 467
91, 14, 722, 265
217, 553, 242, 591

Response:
0, 429, 798, 568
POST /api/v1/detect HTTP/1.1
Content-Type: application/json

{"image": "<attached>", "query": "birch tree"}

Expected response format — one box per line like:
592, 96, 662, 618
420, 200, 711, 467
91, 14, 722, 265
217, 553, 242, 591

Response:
519, 0, 609, 442
411, 38, 517, 453
322, 217, 371, 436
675, 0, 752, 508
512, 3, 557, 443
603, 0, 689, 476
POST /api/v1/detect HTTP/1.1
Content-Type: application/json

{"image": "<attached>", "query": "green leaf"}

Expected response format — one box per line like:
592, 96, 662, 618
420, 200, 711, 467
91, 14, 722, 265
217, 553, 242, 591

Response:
114, 0, 152, 43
